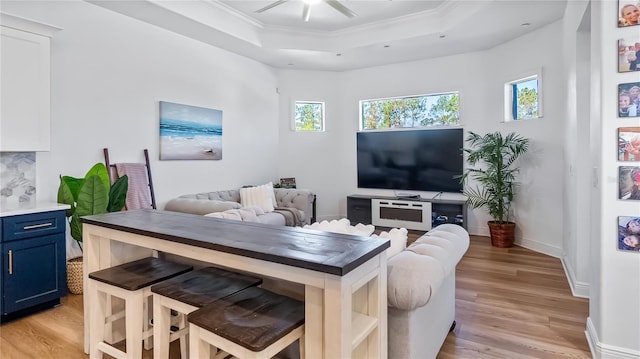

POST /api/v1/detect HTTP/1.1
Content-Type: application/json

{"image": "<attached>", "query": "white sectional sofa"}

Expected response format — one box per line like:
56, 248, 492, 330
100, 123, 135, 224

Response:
302, 220, 470, 359
387, 223, 469, 359
164, 187, 315, 226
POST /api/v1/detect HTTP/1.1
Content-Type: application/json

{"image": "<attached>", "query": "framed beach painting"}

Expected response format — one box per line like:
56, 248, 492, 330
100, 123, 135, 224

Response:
619, 127, 640, 161
159, 101, 222, 160
618, 37, 639, 72
618, 216, 640, 252
618, 82, 640, 117
619, 166, 640, 200
618, 1, 640, 27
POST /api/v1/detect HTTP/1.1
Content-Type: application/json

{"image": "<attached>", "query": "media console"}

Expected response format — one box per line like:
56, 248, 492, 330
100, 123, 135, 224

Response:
347, 194, 467, 231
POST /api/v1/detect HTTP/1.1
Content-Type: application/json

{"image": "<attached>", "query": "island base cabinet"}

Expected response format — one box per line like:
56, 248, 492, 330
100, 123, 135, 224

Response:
1, 210, 67, 322
3, 234, 66, 314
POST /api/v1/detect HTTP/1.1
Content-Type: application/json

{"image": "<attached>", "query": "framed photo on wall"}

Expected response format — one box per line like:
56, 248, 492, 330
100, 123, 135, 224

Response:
618, 216, 640, 252
618, 1, 640, 27
619, 127, 640, 161
618, 37, 639, 72
619, 166, 640, 200
618, 82, 640, 117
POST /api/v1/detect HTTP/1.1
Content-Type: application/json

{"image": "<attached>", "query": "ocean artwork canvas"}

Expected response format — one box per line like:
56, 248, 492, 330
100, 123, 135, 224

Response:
159, 101, 222, 160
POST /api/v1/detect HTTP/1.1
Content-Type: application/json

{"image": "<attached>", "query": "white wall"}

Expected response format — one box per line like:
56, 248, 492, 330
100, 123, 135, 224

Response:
561, 1, 592, 299
586, 1, 640, 357
277, 21, 567, 257
2, 1, 281, 211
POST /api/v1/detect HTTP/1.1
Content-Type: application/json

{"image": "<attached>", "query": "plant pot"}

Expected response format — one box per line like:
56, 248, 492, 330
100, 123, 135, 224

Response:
487, 221, 516, 248
66, 256, 83, 295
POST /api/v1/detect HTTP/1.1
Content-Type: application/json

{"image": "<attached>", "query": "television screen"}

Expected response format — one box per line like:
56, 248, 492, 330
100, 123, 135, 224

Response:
356, 128, 463, 193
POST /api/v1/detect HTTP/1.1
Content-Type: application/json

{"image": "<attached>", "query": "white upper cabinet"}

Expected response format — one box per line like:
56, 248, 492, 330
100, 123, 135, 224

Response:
1, 14, 61, 151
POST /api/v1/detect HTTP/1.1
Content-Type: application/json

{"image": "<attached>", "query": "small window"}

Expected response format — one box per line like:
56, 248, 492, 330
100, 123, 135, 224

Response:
504, 71, 542, 121
359, 92, 459, 130
294, 101, 325, 132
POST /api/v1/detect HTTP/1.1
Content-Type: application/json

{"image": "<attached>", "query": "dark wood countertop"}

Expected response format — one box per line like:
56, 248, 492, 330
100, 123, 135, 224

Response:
81, 209, 389, 276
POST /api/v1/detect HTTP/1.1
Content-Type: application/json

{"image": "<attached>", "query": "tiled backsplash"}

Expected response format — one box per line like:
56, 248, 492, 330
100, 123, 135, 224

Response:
0, 152, 36, 204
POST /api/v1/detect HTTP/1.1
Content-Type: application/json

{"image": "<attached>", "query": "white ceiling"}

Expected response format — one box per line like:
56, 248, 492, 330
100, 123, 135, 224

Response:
88, 0, 567, 71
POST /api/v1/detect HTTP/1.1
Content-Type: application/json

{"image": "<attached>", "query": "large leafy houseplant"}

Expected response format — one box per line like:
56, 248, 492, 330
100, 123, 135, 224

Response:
57, 163, 128, 252
460, 131, 530, 247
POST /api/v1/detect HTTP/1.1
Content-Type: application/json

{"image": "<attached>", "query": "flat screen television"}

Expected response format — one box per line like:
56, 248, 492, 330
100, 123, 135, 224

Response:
356, 128, 463, 193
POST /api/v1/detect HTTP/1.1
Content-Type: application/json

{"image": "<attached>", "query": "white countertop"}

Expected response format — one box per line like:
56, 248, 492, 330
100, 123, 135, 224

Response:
0, 201, 70, 217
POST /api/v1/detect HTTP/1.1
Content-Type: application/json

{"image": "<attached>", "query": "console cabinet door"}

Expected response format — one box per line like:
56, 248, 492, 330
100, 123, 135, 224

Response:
347, 197, 372, 225
2, 233, 66, 314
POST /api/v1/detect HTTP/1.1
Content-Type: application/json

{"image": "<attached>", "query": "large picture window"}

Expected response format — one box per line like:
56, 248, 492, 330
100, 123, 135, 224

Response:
359, 92, 460, 130
294, 101, 325, 132
504, 71, 542, 121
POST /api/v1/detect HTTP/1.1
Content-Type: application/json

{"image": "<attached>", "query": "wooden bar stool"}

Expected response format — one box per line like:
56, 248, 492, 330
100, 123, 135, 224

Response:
150, 266, 263, 359
187, 286, 305, 359
88, 257, 193, 359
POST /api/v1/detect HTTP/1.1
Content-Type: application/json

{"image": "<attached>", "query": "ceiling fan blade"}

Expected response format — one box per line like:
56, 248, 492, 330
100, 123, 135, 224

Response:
302, 4, 311, 22
255, 0, 289, 13
325, 0, 357, 18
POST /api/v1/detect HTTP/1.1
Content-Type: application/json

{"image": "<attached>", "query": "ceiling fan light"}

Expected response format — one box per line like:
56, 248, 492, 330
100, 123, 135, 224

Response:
302, 0, 322, 5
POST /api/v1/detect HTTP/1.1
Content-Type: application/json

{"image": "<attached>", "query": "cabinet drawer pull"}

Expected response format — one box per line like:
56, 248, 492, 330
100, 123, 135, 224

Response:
23, 222, 53, 230
8, 250, 13, 275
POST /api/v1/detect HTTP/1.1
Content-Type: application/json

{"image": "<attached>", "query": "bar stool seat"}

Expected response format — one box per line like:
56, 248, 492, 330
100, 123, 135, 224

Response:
88, 257, 193, 359
151, 266, 263, 359
188, 286, 305, 359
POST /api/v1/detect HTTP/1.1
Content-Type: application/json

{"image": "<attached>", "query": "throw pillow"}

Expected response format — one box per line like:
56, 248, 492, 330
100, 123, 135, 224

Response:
239, 183, 275, 212
373, 227, 408, 258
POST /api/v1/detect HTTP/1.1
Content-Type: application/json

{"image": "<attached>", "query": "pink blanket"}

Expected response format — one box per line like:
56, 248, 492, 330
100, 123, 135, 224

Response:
115, 163, 151, 210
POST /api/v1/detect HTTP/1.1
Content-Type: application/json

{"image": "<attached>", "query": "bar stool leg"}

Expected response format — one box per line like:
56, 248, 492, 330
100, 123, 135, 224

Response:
299, 335, 305, 359
189, 324, 212, 359
89, 280, 106, 359
179, 313, 189, 359
153, 295, 171, 359
143, 296, 152, 350
125, 294, 144, 359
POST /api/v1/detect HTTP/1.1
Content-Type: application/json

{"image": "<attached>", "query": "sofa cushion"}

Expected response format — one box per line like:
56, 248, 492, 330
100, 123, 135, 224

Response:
372, 227, 407, 258
164, 198, 241, 215
239, 183, 275, 212
304, 219, 375, 236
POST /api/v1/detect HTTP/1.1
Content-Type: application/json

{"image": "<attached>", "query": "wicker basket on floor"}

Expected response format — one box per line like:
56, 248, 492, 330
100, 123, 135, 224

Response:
66, 256, 83, 295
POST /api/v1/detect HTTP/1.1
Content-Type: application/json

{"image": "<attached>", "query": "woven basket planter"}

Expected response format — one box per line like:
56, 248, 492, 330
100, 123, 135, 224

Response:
488, 221, 516, 248
66, 256, 84, 295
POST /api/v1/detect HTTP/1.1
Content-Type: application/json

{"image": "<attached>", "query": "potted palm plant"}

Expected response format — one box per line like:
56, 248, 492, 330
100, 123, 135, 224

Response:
460, 131, 530, 247
57, 163, 128, 294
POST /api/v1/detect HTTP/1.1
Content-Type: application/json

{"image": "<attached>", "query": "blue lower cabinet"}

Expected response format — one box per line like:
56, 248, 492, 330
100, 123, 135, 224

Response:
1, 210, 67, 322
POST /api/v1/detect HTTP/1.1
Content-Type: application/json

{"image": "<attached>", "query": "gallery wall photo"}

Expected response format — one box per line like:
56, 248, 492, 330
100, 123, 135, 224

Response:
618, 82, 640, 117
159, 101, 223, 160
619, 127, 640, 161
618, 0, 640, 27
618, 36, 639, 72
619, 166, 640, 200
618, 216, 640, 252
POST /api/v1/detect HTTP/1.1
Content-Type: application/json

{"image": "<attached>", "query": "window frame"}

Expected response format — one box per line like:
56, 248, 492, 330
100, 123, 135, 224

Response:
503, 68, 543, 122
358, 91, 460, 131
292, 100, 326, 132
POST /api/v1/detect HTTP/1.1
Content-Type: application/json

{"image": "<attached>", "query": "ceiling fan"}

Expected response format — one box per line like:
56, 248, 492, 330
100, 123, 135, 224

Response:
255, 0, 357, 22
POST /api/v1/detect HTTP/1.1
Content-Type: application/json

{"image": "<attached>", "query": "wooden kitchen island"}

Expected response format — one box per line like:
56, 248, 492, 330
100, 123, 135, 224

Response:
81, 210, 389, 359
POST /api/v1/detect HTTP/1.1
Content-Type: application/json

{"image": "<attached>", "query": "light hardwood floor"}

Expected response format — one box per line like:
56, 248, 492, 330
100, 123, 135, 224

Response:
0, 235, 591, 359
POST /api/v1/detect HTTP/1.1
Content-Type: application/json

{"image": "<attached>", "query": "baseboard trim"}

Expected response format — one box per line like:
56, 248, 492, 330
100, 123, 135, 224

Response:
515, 236, 562, 258
586, 318, 640, 359
560, 254, 590, 298
468, 226, 562, 258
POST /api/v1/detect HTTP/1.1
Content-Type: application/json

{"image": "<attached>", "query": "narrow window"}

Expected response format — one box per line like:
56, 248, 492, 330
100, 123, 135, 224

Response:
505, 72, 542, 121
294, 101, 325, 131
